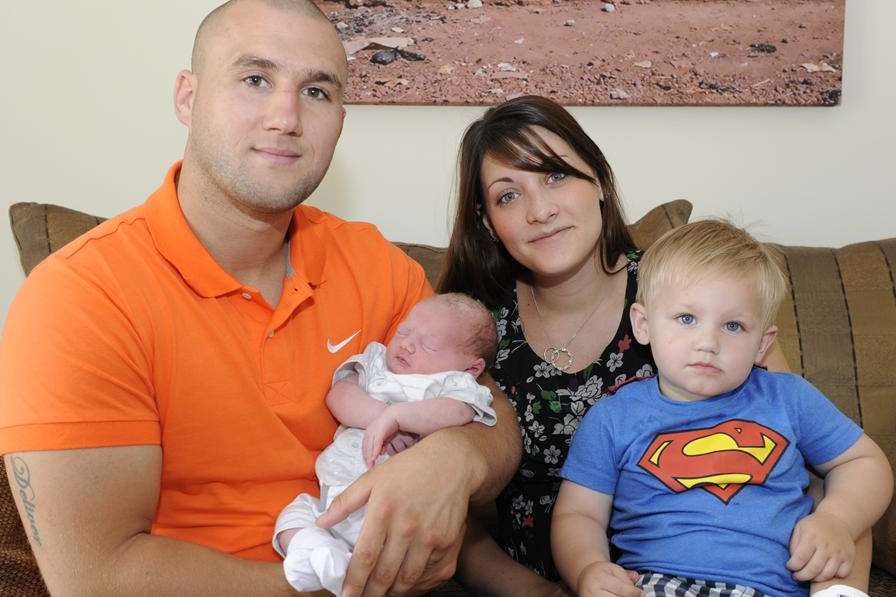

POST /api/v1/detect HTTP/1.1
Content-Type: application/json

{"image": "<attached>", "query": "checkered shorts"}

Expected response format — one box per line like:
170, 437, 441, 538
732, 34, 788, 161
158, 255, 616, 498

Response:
636, 572, 768, 597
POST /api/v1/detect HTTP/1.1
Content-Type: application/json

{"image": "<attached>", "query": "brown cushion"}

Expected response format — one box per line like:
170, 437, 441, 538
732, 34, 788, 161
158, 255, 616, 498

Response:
9, 199, 896, 583
9, 203, 105, 276
771, 239, 896, 575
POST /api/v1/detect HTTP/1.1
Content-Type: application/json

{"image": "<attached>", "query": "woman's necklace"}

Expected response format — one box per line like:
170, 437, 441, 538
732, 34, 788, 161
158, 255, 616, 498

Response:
530, 285, 605, 372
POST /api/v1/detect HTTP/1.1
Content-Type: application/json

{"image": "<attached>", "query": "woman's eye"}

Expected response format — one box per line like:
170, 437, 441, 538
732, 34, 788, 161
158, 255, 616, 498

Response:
725, 321, 744, 333
496, 190, 519, 205
546, 172, 567, 184
677, 314, 695, 326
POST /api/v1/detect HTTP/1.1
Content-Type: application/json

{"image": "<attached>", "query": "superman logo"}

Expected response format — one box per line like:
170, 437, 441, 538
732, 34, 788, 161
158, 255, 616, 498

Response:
637, 419, 788, 503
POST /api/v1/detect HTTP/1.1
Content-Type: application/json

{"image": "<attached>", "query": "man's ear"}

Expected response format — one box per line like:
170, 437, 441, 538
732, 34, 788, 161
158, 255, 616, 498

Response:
466, 357, 486, 378
755, 325, 779, 364
630, 302, 650, 346
174, 70, 196, 127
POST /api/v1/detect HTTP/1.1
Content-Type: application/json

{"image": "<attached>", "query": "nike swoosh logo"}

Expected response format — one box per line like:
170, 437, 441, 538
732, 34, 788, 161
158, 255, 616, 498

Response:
327, 330, 360, 354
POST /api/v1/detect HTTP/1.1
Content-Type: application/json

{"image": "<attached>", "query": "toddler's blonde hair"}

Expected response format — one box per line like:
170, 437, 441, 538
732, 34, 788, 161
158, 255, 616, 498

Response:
636, 219, 788, 328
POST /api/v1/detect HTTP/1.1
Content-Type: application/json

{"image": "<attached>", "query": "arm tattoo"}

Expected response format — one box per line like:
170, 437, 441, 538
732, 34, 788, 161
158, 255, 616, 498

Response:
11, 456, 43, 547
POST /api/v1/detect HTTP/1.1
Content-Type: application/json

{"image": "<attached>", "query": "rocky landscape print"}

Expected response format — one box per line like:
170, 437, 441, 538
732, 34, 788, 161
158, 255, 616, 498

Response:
316, 0, 845, 106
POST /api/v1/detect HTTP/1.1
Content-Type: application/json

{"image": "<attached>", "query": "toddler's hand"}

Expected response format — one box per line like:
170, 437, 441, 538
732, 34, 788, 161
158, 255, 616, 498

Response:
577, 561, 641, 597
787, 511, 855, 582
362, 410, 400, 468
384, 431, 419, 456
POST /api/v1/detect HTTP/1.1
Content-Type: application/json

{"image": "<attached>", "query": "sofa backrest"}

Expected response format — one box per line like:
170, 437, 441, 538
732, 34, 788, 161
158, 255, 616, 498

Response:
4, 200, 895, 587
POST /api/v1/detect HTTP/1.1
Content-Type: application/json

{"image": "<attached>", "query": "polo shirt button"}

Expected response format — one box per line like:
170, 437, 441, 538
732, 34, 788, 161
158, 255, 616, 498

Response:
241, 292, 252, 300
268, 331, 275, 339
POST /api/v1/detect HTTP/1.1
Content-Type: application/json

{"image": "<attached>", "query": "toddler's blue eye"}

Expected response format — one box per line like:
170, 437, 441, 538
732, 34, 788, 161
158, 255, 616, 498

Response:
725, 322, 744, 333
677, 314, 695, 325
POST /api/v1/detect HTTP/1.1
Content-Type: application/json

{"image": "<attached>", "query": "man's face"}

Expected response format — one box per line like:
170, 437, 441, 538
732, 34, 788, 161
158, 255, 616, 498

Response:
181, 1, 348, 214
385, 301, 478, 376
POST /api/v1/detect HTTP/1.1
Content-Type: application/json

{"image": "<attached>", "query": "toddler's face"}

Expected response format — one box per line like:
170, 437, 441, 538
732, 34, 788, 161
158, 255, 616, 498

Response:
631, 273, 777, 402
386, 300, 477, 375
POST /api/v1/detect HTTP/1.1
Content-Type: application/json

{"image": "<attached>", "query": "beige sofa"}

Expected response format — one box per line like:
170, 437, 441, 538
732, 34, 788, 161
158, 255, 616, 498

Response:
3, 200, 894, 595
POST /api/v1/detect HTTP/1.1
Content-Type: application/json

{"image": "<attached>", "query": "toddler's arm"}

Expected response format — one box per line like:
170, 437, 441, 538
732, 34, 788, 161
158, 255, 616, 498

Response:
362, 399, 475, 468
788, 434, 893, 583
552, 481, 640, 597
325, 373, 387, 428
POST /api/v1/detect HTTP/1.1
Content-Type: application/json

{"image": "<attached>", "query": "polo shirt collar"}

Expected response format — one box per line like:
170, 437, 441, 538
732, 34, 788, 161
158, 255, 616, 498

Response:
145, 162, 328, 298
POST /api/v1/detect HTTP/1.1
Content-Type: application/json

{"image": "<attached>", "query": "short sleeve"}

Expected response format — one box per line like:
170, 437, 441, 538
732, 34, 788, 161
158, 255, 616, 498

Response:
426, 373, 496, 426
787, 375, 863, 466
560, 399, 619, 495
0, 256, 159, 453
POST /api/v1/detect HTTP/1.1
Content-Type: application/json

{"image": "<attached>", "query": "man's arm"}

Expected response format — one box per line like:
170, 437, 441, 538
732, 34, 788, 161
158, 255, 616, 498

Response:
317, 374, 521, 597
5, 448, 325, 597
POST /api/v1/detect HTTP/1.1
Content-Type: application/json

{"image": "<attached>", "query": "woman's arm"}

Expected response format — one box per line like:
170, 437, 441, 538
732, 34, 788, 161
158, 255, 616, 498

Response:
456, 516, 570, 597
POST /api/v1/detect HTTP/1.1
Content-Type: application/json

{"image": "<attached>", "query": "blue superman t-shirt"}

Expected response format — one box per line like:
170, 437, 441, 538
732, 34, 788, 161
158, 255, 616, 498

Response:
560, 368, 863, 597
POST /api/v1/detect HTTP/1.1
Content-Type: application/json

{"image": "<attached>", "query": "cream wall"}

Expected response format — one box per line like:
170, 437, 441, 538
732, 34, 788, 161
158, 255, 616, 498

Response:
1, 1, 893, 321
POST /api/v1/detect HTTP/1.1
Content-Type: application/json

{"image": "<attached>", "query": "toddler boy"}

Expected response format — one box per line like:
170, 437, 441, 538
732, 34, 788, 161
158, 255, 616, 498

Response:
552, 220, 893, 597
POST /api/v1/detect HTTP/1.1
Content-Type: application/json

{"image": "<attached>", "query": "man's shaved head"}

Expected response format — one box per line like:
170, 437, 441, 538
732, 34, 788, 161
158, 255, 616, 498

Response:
191, 0, 331, 73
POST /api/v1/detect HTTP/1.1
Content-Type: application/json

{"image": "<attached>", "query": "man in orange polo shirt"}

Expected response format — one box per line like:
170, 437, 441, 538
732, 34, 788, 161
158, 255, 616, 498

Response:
0, 1, 520, 595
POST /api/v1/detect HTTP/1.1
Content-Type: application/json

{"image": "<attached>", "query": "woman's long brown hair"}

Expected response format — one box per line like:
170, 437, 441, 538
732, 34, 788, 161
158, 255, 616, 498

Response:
438, 95, 634, 308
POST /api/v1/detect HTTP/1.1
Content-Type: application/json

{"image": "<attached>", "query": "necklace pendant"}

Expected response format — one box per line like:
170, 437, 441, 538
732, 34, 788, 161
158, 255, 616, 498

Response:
543, 346, 574, 372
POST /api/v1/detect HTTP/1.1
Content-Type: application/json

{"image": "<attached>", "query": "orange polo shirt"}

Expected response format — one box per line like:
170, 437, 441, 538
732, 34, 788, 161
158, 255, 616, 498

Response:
0, 162, 431, 560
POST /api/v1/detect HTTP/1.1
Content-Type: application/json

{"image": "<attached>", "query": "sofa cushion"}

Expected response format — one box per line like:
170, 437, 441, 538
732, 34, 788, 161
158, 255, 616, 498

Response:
771, 239, 896, 574
7, 198, 895, 589
9, 198, 692, 282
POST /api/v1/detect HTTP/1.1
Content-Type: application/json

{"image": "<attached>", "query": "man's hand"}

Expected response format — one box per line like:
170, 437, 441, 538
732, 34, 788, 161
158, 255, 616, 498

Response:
362, 409, 400, 468
788, 511, 855, 582
576, 561, 640, 597
316, 432, 479, 596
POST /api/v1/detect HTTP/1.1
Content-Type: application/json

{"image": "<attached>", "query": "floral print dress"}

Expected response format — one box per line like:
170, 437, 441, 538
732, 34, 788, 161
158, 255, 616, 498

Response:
490, 253, 654, 580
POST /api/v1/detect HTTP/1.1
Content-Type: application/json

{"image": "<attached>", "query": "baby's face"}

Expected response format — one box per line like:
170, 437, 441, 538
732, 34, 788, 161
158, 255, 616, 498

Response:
632, 272, 777, 402
386, 300, 477, 375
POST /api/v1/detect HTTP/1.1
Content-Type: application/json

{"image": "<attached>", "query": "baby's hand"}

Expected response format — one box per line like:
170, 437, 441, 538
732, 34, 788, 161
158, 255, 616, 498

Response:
787, 511, 855, 582
362, 409, 400, 468
384, 431, 419, 456
577, 561, 641, 597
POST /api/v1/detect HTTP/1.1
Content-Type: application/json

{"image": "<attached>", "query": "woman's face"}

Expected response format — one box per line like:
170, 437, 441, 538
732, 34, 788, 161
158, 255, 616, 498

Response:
480, 126, 603, 282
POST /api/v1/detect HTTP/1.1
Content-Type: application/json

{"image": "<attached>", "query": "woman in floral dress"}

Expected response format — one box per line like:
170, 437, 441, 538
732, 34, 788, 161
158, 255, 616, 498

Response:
439, 95, 654, 595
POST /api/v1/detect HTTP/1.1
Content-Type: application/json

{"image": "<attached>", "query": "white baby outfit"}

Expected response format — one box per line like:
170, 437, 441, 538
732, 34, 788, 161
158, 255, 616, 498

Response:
273, 342, 496, 594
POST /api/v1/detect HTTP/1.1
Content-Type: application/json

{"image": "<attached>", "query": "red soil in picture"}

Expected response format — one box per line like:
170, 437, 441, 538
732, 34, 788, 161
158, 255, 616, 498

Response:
315, 0, 845, 106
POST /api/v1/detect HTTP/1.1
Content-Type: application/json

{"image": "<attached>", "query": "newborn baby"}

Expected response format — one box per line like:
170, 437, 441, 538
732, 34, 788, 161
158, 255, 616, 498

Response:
273, 293, 498, 594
